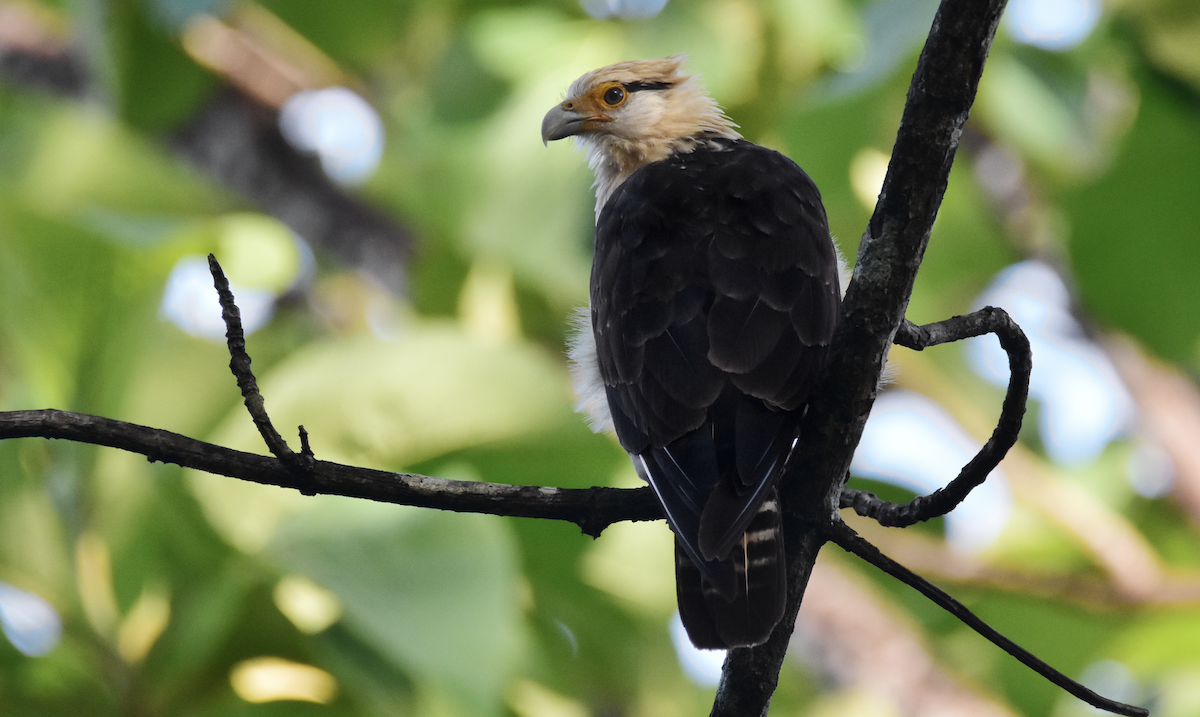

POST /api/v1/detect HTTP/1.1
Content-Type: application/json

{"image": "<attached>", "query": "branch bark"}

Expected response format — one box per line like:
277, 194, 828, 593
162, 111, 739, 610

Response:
0, 410, 660, 537
828, 521, 1146, 717
710, 0, 1012, 713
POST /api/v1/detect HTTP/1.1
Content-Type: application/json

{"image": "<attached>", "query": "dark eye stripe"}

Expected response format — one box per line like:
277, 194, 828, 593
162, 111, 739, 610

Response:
622, 81, 673, 92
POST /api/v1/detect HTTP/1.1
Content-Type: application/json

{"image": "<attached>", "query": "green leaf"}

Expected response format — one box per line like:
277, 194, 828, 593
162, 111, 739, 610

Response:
188, 323, 573, 550
1066, 70, 1200, 365
107, 0, 215, 130
266, 500, 523, 716
207, 323, 571, 468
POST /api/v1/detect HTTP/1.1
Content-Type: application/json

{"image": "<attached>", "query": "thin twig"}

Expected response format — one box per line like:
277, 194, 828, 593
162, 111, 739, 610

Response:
827, 520, 1149, 717
208, 254, 319, 492
841, 307, 1031, 525
298, 425, 315, 460
0, 409, 660, 536
207, 254, 292, 459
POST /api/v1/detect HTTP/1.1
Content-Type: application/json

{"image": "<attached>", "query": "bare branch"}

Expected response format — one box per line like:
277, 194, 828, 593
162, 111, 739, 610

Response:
842, 307, 1031, 525
207, 254, 322, 494
827, 520, 1149, 717
798, 556, 1019, 717
208, 257, 301, 457
0, 409, 660, 537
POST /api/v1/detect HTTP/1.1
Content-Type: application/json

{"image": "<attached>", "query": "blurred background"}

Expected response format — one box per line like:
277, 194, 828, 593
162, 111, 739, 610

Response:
1, 0, 1198, 714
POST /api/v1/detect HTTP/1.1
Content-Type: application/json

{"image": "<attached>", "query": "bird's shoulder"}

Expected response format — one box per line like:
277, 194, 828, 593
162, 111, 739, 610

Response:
594, 139, 831, 271
590, 137, 840, 448
601, 138, 822, 218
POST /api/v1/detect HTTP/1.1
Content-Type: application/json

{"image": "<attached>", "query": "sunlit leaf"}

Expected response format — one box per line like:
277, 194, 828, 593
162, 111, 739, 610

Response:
267, 500, 523, 716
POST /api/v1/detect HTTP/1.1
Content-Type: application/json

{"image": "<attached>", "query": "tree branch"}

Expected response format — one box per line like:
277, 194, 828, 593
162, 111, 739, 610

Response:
0, 409, 660, 537
712, 0, 1013, 713
842, 308, 1031, 525
828, 520, 1149, 717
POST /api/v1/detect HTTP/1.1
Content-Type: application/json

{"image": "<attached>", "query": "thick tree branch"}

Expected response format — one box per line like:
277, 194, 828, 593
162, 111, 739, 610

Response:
842, 308, 1031, 525
712, 0, 1013, 714
0, 410, 660, 537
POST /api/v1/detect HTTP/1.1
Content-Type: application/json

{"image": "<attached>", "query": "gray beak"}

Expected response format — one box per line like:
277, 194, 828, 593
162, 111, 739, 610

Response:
541, 104, 588, 146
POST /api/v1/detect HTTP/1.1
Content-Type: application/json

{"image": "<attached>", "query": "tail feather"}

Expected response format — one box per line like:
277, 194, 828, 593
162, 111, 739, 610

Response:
675, 487, 786, 649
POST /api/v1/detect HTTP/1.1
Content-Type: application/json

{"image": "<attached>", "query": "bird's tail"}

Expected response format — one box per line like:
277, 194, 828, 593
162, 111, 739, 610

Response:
674, 486, 786, 649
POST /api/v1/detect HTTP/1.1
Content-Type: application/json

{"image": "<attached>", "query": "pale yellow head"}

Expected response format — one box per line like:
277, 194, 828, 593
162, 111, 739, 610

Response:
542, 55, 740, 214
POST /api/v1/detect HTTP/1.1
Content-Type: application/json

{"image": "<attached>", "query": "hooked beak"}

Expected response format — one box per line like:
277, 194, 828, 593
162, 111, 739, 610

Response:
541, 104, 589, 146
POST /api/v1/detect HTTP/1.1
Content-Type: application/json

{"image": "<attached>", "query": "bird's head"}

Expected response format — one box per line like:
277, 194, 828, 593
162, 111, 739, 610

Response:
542, 54, 740, 213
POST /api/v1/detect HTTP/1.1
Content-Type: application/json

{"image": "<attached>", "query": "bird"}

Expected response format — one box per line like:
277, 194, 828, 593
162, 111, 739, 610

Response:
542, 55, 841, 649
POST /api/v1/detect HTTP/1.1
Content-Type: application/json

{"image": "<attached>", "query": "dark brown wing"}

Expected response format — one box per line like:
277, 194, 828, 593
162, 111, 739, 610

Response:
591, 139, 839, 648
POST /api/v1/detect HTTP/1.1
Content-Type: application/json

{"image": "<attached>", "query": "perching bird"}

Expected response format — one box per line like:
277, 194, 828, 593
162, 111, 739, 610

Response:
542, 55, 841, 649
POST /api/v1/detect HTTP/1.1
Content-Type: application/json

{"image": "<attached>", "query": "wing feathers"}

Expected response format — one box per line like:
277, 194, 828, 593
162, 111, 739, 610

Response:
642, 320, 724, 409
706, 296, 789, 373
590, 139, 839, 649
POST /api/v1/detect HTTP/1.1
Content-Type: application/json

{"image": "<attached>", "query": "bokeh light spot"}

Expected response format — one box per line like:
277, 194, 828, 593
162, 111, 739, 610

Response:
579, 0, 669, 20
670, 612, 725, 686
850, 147, 890, 212
0, 583, 61, 657
230, 656, 337, 703
966, 261, 1134, 466
161, 256, 275, 341
279, 87, 384, 185
217, 213, 302, 293
273, 575, 342, 634
1007, 0, 1101, 51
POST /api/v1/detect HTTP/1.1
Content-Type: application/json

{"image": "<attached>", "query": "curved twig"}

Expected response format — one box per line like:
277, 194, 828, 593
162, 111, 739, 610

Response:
827, 520, 1149, 717
841, 307, 1031, 525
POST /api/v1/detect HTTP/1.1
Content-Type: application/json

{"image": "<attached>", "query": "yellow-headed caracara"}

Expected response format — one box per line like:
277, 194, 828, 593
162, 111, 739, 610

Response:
542, 55, 840, 649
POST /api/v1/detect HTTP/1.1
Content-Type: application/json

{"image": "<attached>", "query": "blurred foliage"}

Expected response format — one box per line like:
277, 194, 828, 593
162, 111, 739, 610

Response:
1, 0, 1200, 716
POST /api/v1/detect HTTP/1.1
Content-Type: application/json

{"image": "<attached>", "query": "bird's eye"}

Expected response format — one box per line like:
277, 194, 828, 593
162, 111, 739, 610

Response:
603, 86, 626, 106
